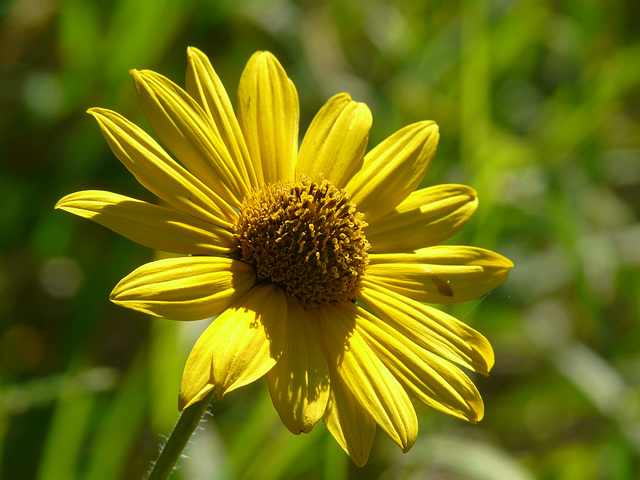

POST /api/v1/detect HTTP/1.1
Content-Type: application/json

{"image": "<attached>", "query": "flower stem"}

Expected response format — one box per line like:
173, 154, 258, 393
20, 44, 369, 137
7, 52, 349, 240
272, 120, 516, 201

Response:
147, 389, 216, 480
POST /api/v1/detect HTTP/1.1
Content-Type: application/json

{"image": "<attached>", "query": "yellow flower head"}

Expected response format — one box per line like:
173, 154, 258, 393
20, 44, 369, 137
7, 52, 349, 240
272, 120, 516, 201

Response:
56, 48, 513, 466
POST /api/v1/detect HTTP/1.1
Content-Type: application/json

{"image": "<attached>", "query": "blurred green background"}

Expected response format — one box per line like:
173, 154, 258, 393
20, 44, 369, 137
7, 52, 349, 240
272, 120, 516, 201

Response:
2, 0, 640, 478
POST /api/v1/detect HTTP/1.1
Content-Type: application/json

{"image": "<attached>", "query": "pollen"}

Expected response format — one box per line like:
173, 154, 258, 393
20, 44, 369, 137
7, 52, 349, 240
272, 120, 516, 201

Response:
234, 177, 370, 306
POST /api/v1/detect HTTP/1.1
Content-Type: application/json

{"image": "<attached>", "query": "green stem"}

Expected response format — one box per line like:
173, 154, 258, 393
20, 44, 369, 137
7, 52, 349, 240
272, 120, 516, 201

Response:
147, 389, 216, 480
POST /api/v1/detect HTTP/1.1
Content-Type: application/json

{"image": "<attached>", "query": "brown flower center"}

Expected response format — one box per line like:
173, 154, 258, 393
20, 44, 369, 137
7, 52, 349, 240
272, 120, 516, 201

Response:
234, 177, 370, 306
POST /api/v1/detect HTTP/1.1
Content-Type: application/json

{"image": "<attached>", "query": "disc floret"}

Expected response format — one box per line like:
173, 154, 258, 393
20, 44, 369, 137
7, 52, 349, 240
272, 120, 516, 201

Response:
234, 177, 370, 306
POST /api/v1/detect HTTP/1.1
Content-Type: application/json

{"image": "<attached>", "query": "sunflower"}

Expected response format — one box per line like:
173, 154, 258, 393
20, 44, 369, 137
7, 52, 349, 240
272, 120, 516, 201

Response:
56, 48, 513, 466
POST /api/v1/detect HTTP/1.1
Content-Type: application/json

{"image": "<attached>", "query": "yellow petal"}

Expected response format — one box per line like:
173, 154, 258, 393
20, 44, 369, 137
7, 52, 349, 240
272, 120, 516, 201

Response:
185, 47, 260, 190
357, 306, 485, 423
266, 302, 330, 434
322, 372, 376, 467
360, 283, 494, 376
179, 320, 218, 410
318, 302, 417, 452
237, 51, 299, 184
344, 121, 439, 223
55, 190, 237, 255
366, 185, 478, 253
88, 108, 236, 228
210, 285, 288, 397
296, 93, 371, 188
110, 257, 255, 320
366, 246, 514, 304
131, 69, 248, 205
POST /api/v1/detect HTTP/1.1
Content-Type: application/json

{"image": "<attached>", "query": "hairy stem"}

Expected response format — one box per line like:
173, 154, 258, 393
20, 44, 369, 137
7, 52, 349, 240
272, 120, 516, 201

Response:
147, 389, 215, 480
